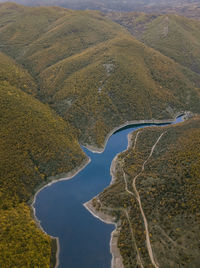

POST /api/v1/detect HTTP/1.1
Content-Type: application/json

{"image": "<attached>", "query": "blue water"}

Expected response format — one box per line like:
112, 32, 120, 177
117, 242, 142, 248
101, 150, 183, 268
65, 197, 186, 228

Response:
34, 116, 183, 268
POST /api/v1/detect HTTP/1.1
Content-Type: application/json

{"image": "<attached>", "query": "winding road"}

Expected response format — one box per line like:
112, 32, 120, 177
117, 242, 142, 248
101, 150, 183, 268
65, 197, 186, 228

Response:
123, 130, 167, 268
124, 209, 144, 268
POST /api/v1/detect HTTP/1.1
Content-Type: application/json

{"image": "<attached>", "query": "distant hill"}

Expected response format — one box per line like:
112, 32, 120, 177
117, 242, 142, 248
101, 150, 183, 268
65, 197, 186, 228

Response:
0, 0, 200, 19
108, 12, 200, 74
141, 14, 200, 74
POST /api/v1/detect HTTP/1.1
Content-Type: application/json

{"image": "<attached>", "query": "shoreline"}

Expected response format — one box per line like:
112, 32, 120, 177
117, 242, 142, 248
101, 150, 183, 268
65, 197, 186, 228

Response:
83, 201, 123, 268
82, 111, 187, 153
83, 111, 189, 268
31, 110, 189, 268
30, 156, 90, 268
83, 127, 136, 268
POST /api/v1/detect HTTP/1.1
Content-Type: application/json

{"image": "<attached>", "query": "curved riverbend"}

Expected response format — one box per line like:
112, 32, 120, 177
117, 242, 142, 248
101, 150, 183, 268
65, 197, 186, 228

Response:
33, 114, 186, 268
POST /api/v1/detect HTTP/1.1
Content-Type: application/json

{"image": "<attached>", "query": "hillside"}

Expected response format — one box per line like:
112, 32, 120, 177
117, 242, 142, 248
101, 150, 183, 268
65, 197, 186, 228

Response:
0, 51, 37, 95
0, 55, 86, 266
108, 12, 200, 74
39, 34, 200, 147
92, 116, 200, 267
141, 15, 200, 74
0, 3, 199, 267
0, 3, 126, 74
0, 3, 200, 148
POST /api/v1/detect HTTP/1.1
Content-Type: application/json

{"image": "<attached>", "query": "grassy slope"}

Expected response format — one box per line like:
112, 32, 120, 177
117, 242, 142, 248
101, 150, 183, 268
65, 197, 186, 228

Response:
0, 52, 85, 266
93, 116, 200, 267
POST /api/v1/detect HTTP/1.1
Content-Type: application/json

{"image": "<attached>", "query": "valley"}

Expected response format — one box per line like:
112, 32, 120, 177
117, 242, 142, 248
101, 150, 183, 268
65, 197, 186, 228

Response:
0, 2, 199, 267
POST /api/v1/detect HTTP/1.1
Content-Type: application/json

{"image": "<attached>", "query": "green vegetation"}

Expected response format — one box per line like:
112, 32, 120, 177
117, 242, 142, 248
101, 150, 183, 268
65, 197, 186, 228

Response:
0, 82, 85, 206
94, 116, 200, 267
142, 15, 200, 74
0, 79, 85, 265
0, 2, 200, 267
40, 33, 200, 147
0, 3, 126, 74
0, 3, 200, 148
108, 12, 200, 74
0, 203, 52, 267
0, 51, 37, 95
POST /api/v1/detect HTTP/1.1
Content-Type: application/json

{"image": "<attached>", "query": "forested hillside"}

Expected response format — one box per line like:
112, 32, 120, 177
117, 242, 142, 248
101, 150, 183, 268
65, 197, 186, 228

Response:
0, 2, 126, 72
0, 51, 37, 94
108, 12, 200, 74
0, 3, 199, 148
92, 116, 200, 267
40, 34, 200, 147
0, 3, 199, 267
0, 50, 86, 266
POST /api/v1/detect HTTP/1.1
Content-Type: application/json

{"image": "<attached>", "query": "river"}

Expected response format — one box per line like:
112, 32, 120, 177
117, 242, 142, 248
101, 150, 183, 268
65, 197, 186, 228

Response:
34, 115, 183, 268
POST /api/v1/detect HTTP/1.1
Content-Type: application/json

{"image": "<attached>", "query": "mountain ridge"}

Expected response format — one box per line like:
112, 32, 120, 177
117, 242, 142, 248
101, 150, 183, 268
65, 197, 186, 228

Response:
107, 12, 200, 74
0, 3, 199, 267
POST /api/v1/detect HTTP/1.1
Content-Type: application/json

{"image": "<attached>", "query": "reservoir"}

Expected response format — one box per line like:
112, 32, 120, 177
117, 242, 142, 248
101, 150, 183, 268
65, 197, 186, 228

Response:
34, 116, 183, 268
